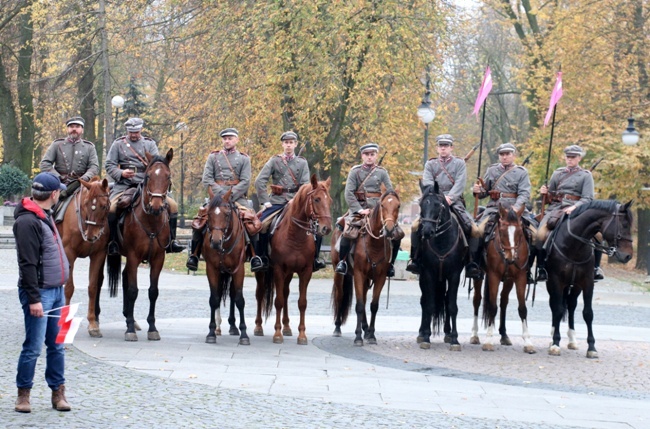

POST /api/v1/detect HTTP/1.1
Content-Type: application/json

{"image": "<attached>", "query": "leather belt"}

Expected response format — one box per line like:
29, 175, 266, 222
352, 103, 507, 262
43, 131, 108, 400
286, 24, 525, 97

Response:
364, 192, 382, 198
119, 165, 145, 173
277, 187, 298, 194
215, 180, 240, 186
553, 193, 580, 202
489, 191, 518, 200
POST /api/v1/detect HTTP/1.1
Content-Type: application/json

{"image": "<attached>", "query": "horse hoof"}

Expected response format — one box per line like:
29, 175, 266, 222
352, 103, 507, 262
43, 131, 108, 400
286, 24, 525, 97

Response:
88, 329, 103, 338
273, 335, 283, 344
239, 338, 250, 346
444, 335, 452, 344
282, 328, 292, 337
254, 327, 264, 336
523, 345, 536, 354
148, 331, 161, 341
568, 342, 578, 350
216, 328, 222, 336
229, 327, 240, 336
367, 338, 377, 345
297, 337, 308, 345
134, 321, 142, 331
450, 344, 462, 352
469, 336, 480, 345
586, 350, 599, 359
333, 330, 341, 337
419, 342, 431, 350
482, 344, 494, 352
125, 332, 138, 342
354, 339, 364, 347
548, 345, 561, 356
501, 337, 512, 346
206, 336, 216, 344
416, 336, 424, 343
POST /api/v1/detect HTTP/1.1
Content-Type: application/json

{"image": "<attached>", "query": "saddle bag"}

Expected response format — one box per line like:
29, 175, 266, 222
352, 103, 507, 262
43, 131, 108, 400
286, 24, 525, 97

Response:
342, 217, 363, 240
353, 191, 366, 202
191, 206, 209, 231
240, 209, 262, 236
116, 187, 138, 210
546, 211, 564, 230
271, 184, 285, 196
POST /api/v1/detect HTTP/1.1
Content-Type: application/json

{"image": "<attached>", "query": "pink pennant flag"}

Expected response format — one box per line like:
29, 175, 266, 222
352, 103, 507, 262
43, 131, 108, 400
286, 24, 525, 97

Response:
473, 66, 493, 117
544, 72, 563, 127
56, 317, 82, 344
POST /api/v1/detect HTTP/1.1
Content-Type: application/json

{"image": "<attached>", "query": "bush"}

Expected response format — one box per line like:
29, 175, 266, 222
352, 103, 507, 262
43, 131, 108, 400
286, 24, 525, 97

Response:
0, 164, 31, 201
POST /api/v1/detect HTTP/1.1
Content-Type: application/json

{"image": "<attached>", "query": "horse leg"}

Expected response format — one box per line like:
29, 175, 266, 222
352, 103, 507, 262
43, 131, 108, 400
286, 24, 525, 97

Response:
228, 294, 239, 336
272, 269, 286, 344
254, 272, 265, 336
446, 274, 462, 351
281, 274, 292, 337
566, 286, 580, 350
145, 255, 164, 341
233, 270, 249, 345
515, 273, 535, 354
215, 308, 222, 336
470, 278, 483, 345
482, 272, 499, 352
361, 278, 370, 338
365, 276, 386, 345
547, 279, 564, 356
417, 273, 433, 348
123, 259, 139, 341
87, 255, 105, 338
332, 272, 345, 337
296, 271, 312, 345
581, 281, 598, 358
353, 271, 366, 346
499, 279, 513, 346
206, 267, 220, 344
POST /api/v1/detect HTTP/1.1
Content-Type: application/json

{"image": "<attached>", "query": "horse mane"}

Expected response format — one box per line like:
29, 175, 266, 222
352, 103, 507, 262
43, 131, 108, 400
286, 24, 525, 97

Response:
569, 199, 618, 219
505, 208, 519, 223
207, 192, 234, 211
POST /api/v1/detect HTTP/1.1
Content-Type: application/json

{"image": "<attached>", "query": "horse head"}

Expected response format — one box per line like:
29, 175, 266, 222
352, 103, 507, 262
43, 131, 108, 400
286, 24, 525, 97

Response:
307, 174, 333, 237
377, 183, 400, 238
143, 148, 173, 215
602, 200, 634, 263
207, 189, 235, 251
496, 202, 525, 262
79, 177, 110, 243
419, 181, 448, 240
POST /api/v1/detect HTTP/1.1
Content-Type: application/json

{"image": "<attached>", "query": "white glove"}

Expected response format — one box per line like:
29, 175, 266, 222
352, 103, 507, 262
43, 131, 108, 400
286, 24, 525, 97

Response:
263, 202, 272, 209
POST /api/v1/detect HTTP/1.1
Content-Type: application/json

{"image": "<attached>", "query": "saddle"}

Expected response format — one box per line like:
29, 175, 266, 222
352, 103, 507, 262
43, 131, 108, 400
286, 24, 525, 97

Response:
52, 187, 82, 224
116, 187, 140, 210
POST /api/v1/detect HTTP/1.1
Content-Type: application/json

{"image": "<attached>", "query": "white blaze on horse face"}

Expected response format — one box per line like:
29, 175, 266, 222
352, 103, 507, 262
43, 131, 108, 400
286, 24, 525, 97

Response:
155, 167, 161, 176
214, 207, 221, 215
508, 225, 516, 249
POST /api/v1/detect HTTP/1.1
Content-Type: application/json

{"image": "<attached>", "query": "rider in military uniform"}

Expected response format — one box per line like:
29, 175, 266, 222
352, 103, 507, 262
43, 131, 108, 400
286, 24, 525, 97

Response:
406, 134, 477, 275
186, 128, 252, 271
536, 144, 599, 281
467, 142, 532, 279
105, 117, 185, 255
251, 131, 326, 272
335, 143, 402, 277
40, 116, 99, 222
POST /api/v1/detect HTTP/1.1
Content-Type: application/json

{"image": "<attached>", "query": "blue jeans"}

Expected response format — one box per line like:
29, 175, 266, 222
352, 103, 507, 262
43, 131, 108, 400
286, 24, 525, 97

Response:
17, 287, 66, 390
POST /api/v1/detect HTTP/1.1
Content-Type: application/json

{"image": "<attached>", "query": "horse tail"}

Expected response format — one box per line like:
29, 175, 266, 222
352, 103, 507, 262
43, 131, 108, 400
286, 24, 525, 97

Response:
431, 280, 446, 336
220, 273, 232, 305
262, 265, 275, 320
107, 253, 121, 298
331, 273, 354, 324
481, 279, 496, 327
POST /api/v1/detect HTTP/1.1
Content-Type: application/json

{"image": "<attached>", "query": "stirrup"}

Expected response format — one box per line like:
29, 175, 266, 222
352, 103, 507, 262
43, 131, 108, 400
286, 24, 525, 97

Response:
313, 258, 326, 272
405, 259, 420, 274
387, 264, 395, 278
167, 240, 186, 254
335, 260, 347, 275
186, 255, 199, 271
594, 267, 604, 280
535, 267, 548, 282
465, 262, 483, 279
250, 255, 267, 272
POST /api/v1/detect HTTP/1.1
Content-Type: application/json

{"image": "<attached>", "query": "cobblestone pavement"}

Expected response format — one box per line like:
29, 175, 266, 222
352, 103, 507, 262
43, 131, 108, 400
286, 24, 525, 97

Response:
0, 248, 648, 428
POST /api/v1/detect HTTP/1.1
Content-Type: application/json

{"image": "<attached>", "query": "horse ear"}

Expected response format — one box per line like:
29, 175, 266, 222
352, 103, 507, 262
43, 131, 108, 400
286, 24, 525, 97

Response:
393, 185, 399, 195
101, 178, 109, 190
207, 186, 214, 199
310, 173, 318, 189
79, 178, 90, 189
223, 189, 232, 202
516, 204, 525, 218
380, 183, 387, 195
145, 151, 154, 163
624, 200, 634, 211
419, 179, 425, 193
166, 148, 174, 164
324, 176, 331, 189
498, 202, 507, 218
433, 181, 440, 195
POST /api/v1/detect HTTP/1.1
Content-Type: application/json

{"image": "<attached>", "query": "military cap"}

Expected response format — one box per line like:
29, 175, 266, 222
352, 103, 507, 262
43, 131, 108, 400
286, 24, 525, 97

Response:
219, 128, 239, 137
360, 143, 379, 153
564, 145, 584, 156
66, 116, 85, 127
280, 131, 298, 141
497, 143, 516, 154
125, 117, 144, 132
436, 134, 454, 146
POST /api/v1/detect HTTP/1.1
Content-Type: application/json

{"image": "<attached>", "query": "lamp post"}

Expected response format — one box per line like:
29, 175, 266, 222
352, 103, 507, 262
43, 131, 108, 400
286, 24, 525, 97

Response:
111, 95, 125, 142
176, 122, 188, 228
622, 117, 640, 146
416, 75, 435, 166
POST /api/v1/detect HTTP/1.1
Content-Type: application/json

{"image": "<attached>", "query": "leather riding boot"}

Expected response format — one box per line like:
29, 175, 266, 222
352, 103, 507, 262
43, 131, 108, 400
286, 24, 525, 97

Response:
166, 214, 186, 253
594, 249, 605, 280
186, 228, 204, 271
406, 228, 420, 274
465, 236, 483, 279
107, 212, 119, 255
335, 237, 351, 275
526, 250, 536, 284
15, 388, 31, 413
51, 384, 71, 411
313, 235, 326, 271
251, 232, 269, 272
387, 239, 401, 277
535, 247, 548, 282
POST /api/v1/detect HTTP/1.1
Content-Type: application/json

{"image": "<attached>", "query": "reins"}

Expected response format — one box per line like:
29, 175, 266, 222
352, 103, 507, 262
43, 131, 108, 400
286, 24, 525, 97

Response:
75, 185, 109, 243
207, 202, 246, 274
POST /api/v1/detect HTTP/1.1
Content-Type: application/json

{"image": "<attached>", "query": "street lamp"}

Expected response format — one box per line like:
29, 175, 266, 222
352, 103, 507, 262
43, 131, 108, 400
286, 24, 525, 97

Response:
416, 76, 435, 166
175, 122, 188, 228
622, 117, 640, 146
111, 95, 125, 141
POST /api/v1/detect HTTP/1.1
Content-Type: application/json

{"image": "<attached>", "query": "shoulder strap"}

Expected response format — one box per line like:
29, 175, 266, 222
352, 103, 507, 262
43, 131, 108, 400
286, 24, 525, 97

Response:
434, 160, 455, 185
493, 166, 517, 189
275, 156, 299, 187
219, 151, 238, 180
122, 140, 148, 167
355, 166, 377, 193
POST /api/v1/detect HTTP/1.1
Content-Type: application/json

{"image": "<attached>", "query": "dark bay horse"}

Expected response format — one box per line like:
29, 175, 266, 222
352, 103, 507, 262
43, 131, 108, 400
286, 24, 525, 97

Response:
107, 149, 173, 341
203, 189, 249, 345
254, 175, 332, 344
546, 200, 633, 358
471, 203, 535, 354
57, 177, 110, 337
331, 189, 400, 346
415, 182, 465, 351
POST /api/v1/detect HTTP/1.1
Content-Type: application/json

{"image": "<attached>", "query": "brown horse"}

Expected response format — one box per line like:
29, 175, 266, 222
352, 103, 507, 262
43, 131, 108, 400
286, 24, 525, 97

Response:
57, 177, 110, 337
331, 189, 401, 346
470, 203, 535, 353
254, 174, 332, 345
203, 189, 249, 345
107, 149, 173, 341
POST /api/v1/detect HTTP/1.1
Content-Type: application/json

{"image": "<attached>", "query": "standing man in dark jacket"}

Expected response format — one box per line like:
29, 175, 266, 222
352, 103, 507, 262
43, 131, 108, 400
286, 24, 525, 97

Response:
13, 172, 71, 413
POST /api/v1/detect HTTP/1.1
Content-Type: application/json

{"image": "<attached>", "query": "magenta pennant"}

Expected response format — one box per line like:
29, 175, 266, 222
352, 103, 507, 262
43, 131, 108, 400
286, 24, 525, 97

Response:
473, 66, 493, 117
544, 72, 563, 127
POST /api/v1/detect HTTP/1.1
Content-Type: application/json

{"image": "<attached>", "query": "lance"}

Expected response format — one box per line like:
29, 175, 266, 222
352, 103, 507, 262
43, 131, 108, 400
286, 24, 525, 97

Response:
521, 152, 533, 167
463, 143, 481, 163
590, 157, 604, 172
473, 99, 488, 218
541, 67, 562, 217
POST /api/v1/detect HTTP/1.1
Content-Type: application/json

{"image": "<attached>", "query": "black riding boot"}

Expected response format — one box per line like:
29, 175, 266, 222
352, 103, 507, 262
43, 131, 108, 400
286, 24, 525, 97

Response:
594, 249, 604, 280
167, 213, 186, 253
535, 247, 548, 282
251, 232, 269, 272
107, 212, 119, 255
186, 228, 204, 271
406, 227, 420, 274
465, 236, 483, 279
313, 235, 326, 272
387, 240, 401, 277
335, 237, 351, 275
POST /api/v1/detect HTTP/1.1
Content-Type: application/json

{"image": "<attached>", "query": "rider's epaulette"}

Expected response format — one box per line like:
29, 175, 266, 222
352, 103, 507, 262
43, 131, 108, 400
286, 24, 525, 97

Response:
143, 136, 156, 143
52, 138, 66, 145
515, 165, 527, 171
239, 152, 249, 157
350, 164, 363, 171
375, 165, 387, 171
428, 157, 438, 161
210, 150, 221, 155
297, 155, 307, 160
81, 139, 95, 147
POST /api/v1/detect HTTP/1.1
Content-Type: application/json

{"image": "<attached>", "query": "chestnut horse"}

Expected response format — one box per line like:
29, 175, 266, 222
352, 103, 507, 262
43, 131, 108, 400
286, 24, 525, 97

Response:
57, 177, 110, 337
254, 174, 332, 345
471, 203, 535, 354
203, 189, 249, 345
107, 149, 173, 341
331, 189, 400, 346
545, 200, 633, 358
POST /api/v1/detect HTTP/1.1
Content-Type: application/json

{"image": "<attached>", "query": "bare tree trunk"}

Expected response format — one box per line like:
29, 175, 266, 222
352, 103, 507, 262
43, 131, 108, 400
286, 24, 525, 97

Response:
77, 41, 97, 145
98, 0, 113, 159
17, 7, 35, 174
0, 51, 20, 165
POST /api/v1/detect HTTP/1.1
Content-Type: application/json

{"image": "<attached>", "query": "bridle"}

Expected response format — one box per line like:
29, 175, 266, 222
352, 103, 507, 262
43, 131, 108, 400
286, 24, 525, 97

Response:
419, 193, 453, 238
141, 161, 170, 215
290, 186, 332, 236
207, 200, 246, 273
75, 185, 109, 243
565, 204, 632, 257
493, 216, 528, 270
365, 193, 399, 240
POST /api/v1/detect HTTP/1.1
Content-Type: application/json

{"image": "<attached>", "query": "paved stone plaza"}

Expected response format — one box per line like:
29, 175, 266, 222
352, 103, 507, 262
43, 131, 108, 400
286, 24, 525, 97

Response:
1, 247, 649, 428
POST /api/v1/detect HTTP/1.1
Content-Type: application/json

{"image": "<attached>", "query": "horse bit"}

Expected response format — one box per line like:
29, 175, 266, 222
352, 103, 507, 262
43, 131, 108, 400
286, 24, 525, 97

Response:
291, 188, 331, 236
76, 188, 109, 243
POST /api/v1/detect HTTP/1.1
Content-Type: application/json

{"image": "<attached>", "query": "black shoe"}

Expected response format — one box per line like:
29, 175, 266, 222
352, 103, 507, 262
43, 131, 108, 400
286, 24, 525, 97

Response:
250, 256, 267, 272
335, 260, 347, 275
186, 255, 199, 271
594, 267, 605, 280
527, 271, 534, 284
387, 264, 395, 278
536, 267, 548, 282
406, 259, 420, 274
313, 259, 327, 272
465, 262, 483, 279
167, 240, 186, 254
108, 241, 119, 256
